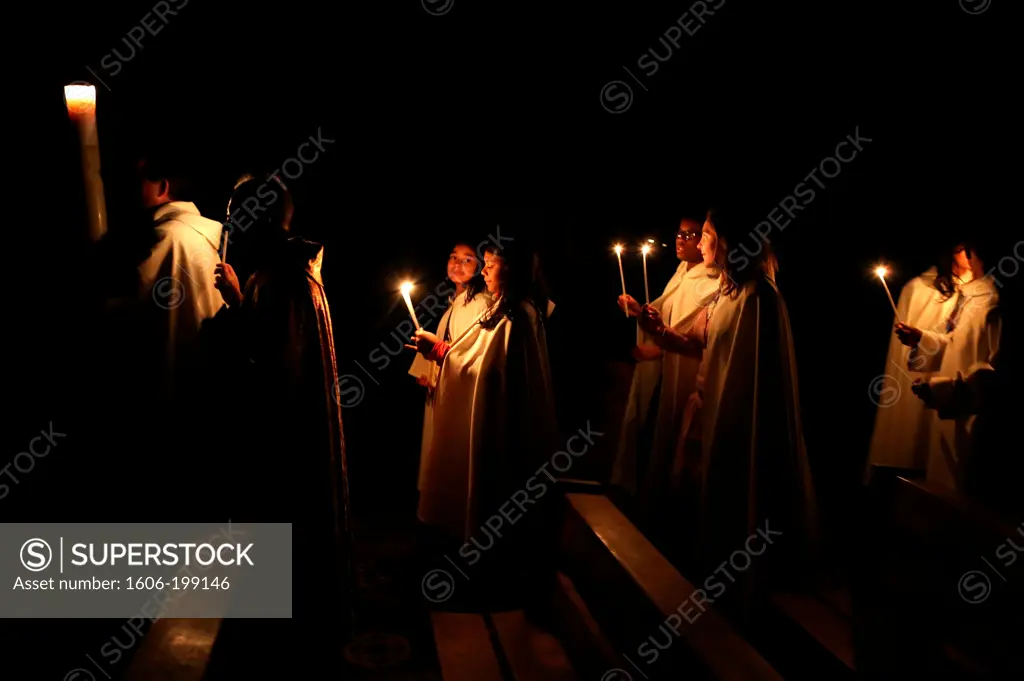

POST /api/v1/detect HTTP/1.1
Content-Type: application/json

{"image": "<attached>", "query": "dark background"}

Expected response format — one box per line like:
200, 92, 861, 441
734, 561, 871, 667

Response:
3, 0, 1018, 674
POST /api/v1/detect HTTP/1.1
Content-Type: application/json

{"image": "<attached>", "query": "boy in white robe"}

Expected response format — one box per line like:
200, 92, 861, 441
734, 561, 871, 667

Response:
408, 243, 492, 515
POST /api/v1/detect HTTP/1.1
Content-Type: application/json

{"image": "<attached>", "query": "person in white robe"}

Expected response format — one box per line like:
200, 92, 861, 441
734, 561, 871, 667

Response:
611, 218, 716, 516
640, 208, 817, 601
90, 156, 224, 511
409, 243, 557, 543
894, 242, 1001, 494
102, 157, 225, 404
408, 242, 492, 508
865, 245, 977, 480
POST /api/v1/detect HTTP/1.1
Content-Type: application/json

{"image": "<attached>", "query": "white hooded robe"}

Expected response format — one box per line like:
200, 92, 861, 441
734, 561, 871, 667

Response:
909, 275, 1001, 492
696, 274, 817, 589
865, 268, 962, 477
418, 298, 557, 539
409, 290, 493, 494
611, 260, 716, 497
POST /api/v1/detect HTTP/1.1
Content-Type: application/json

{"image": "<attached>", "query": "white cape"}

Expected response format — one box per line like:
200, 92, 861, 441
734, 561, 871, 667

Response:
865, 268, 961, 477
697, 274, 817, 581
418, 299, 557, 539
409, 291, 493, 492
611, 260, 717, 501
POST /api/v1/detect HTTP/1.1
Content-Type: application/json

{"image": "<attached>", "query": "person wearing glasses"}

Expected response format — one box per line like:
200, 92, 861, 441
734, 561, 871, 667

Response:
611, 217, 718, 522
639, 207, 816, 600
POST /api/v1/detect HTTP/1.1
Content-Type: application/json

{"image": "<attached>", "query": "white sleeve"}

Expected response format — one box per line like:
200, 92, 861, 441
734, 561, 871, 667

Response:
908, 329, 950, 372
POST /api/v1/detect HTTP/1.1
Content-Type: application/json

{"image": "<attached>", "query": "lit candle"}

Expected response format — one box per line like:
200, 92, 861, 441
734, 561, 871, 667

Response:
641, 244, 651, 305
64, 83, 107, 242
400, 281, 422, 329
874, 265, 901, 322
614, 244, 628, 317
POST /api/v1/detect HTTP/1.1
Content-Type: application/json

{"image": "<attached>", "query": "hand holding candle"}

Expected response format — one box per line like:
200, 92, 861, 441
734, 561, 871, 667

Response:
400, 281, 422, 329
874, 265, 902, 322
614, 244, 628, 317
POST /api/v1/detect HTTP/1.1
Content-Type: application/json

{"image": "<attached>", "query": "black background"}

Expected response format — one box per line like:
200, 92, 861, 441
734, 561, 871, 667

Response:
3, 0, 1018, 674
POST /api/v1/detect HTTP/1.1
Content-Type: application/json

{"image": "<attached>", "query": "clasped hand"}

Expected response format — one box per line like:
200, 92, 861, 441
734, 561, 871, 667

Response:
637, 304, 665, 336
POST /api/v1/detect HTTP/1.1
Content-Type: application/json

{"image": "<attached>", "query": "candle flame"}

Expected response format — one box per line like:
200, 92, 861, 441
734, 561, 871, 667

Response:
613, 244, 623, 255
641, 244, 651, 255
874, 265, 888, 279
400, 281, 414, 295
64, 84, 96, 116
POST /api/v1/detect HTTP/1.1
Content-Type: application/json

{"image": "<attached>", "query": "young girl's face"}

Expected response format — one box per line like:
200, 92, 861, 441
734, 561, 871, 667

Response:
482, 251, 505, 295
447, 244, 480, 285
698, 219, 719, 267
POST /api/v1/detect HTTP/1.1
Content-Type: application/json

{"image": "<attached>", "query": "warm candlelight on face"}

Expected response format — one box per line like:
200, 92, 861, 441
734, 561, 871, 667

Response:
400, 281, 422, 329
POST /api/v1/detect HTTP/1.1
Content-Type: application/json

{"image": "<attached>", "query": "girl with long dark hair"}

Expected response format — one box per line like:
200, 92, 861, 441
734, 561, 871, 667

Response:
892, 235, 1002, 494
408, 239, 557, 542
865, 238, 977, 480
408, 241, 491, 528
639, 206, 817, 603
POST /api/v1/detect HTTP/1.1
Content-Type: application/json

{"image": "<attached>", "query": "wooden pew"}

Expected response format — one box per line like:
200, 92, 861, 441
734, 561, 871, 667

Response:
856, 468, 1024, 675
551, 492, 782, 681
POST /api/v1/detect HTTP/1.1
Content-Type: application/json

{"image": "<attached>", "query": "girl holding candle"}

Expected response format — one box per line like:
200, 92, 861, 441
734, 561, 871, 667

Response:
889, 236, 1002, 494
410, 240, 557, 550
864, 240, 979, 482
610, 217, 717, 520
638, 206, 817, 601
407, 241, 490, 518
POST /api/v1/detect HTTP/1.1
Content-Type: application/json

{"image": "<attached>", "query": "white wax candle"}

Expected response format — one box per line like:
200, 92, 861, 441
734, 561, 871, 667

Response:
64, 84, 107, 242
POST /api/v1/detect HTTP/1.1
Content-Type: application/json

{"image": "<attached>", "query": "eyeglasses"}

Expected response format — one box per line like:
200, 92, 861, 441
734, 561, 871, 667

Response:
676, 230, 702, 241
